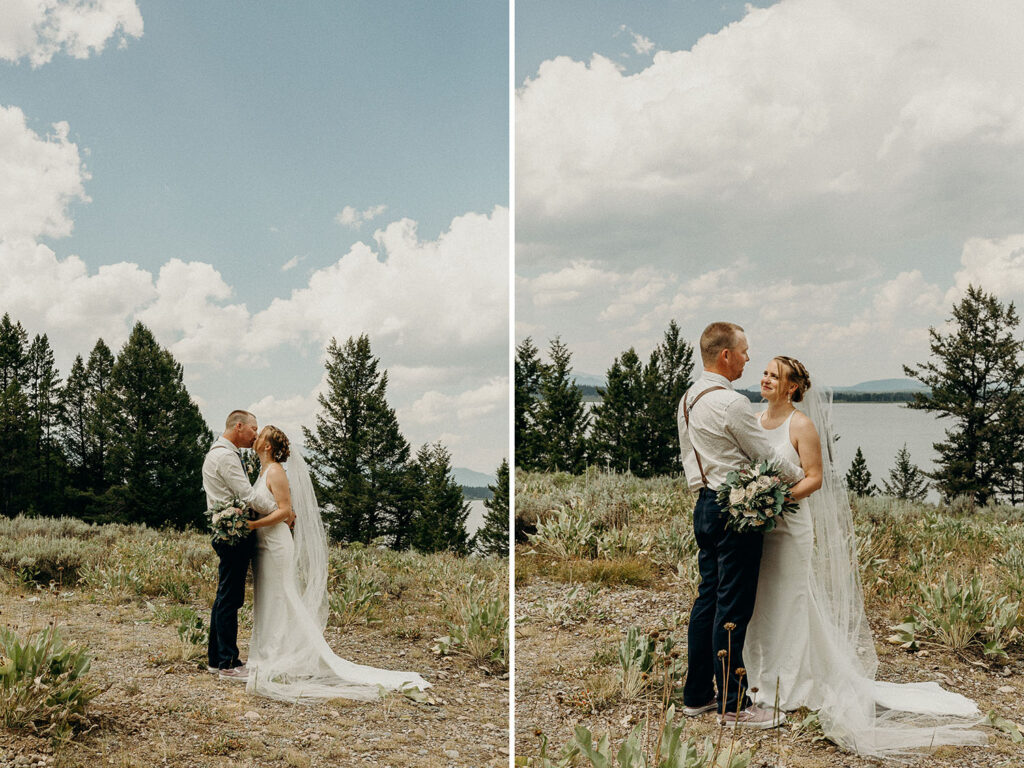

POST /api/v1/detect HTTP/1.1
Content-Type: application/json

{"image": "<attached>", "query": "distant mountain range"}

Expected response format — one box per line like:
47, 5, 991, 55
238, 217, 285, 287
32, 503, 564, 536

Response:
830, 378, 929, 393
453, 467, 496, 487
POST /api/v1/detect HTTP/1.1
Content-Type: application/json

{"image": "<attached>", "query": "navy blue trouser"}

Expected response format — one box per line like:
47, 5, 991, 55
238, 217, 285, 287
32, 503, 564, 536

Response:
208, 535, 256, 669
683, 487, 764, 714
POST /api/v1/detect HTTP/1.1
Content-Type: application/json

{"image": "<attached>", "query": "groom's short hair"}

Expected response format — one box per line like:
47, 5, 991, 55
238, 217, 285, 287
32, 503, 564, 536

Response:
700, 322, 744, 365
225, 410, 256, 429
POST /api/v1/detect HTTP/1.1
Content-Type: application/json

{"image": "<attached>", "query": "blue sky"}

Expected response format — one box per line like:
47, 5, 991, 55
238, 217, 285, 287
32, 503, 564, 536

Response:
516, 0, 771, 84
515, 0, 1024, 391
1, 1, 509, 476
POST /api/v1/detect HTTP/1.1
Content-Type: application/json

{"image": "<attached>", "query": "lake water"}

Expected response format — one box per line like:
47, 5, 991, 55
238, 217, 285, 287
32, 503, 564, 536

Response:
817, 402, 946, 501
467, 499, 487, 536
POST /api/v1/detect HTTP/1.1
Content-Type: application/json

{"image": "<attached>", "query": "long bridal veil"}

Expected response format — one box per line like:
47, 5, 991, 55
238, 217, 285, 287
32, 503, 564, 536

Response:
247, 446, 430, 703
797, 387, 985, 757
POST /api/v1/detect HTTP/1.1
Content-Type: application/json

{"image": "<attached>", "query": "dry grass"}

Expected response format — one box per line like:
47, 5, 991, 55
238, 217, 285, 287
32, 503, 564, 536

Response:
0, 518, 509, 767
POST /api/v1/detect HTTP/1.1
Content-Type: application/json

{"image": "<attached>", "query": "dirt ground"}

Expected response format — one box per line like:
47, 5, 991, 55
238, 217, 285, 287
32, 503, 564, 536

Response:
515, 576, 1024, 768
0, 581, 510, 768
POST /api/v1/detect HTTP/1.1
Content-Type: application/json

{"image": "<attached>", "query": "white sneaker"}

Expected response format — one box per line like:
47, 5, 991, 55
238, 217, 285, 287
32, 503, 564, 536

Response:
719, 705, 782, 730
206, 665, 219, 674
219, 665, 249, 682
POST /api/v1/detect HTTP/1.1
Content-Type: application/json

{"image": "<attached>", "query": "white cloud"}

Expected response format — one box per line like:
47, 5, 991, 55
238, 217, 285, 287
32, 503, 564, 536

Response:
618, 26, 655, 56
253, 206, 509, 364
403, 378, 508, 427
516, 0, 1024, 274
281, 255, 303, 271
0, 238, 154, 352
335, 203, 389, 229
246, 381, 327, 451
135, 259, 252, 366
948, 234, 1024, 303
0, 0, 143, 67
0, 106, 89, 242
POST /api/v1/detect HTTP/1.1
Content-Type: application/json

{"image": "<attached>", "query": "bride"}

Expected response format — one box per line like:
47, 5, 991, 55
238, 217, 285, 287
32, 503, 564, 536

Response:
743, 356, 985, 758
243, 425, 430, 701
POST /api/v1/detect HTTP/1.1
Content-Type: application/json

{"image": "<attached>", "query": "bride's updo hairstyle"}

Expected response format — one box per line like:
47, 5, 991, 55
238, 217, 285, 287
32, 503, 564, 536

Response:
773, 356, 812, 403
260, 425, 291, 463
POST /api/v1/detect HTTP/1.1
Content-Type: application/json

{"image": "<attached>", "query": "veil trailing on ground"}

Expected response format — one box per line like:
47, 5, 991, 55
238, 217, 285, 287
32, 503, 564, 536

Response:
246, 442, 430, 703
796, 387, 985, 758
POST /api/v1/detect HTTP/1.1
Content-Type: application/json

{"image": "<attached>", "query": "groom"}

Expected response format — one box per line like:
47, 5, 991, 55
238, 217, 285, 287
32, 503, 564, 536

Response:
202, 410, 274, 681
678, 322, 803, 727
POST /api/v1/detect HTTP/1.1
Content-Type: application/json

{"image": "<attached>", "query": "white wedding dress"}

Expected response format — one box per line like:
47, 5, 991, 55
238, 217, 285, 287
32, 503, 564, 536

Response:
246, 454, 430, 702
744, 393, 985, 758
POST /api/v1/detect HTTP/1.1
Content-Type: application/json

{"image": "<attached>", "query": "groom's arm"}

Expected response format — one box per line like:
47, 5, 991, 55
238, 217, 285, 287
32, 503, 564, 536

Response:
216, 453, 276, 515
724, 399, 805, 482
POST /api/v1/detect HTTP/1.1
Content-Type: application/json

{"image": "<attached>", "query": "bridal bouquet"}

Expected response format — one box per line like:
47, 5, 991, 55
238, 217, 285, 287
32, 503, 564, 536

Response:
716, 460, 799, 533
208, 497, 253, 543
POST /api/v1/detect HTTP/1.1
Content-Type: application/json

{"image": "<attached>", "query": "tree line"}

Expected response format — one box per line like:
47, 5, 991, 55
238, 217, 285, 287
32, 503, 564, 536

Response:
516, 320, 694, 477
515, 285, 1024, 508
0, 314, 508, 556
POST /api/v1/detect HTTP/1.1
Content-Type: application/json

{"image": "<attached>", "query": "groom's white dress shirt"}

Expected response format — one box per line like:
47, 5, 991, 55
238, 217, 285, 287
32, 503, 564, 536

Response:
678, 371, 803, 489
202, 437, 274, 513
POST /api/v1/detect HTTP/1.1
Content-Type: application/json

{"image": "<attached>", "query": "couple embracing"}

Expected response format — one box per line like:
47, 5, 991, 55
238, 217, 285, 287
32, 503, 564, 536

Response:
202, 410, 429, 701
678, 322, 984, 758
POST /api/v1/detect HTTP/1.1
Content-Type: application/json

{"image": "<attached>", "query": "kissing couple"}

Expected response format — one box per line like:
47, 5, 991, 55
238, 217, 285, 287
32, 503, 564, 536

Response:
201, 409, 430, 701
678, 322, 984, 758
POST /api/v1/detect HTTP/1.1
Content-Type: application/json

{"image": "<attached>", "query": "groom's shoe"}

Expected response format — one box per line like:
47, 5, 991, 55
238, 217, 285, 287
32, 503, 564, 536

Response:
682, 698, 718, 717
219, 665, 249, 682
206, 665, 219, 674
719, 705, 782, 730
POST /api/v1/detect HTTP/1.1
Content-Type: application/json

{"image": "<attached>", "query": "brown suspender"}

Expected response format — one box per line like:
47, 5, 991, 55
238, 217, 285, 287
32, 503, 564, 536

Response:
682, 385, 727, 488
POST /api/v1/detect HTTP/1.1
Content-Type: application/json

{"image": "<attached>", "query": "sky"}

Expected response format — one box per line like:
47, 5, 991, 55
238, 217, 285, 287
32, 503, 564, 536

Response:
515, 0, 1024, 391
0, 0, 509, 477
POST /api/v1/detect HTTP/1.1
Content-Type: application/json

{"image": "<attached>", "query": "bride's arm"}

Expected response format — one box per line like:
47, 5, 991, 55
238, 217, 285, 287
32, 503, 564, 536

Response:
787, 412, 823, 500
247, 463, 294, 529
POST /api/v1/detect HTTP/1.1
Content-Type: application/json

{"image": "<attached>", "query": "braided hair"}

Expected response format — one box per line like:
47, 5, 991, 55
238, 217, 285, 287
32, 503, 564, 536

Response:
260, 425, 291, 463
773, 356, 812, 403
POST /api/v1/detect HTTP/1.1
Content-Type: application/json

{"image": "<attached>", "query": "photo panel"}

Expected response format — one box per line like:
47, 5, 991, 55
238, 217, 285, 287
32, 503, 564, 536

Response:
515, 1, 1022, 763
0, 2, 510, 765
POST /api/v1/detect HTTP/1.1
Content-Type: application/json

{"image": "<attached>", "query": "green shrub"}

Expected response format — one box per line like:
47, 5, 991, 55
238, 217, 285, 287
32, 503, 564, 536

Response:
328, 569, 385, 626
432, 575, 508, 671
0, 627, 102, 741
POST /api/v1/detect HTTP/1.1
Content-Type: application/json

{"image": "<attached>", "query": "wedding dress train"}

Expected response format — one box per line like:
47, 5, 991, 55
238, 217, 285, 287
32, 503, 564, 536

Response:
744, 392, 985, 758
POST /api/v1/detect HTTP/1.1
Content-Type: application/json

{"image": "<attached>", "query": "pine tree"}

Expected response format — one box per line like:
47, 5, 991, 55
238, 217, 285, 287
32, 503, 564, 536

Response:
100, 323, 212, 528
882, 444, 930, 501
303, 335, 414, 546
904, 285, 1024, 505
409, 442, 472, 555
25, 334, 65, 515
62, 355, 91, 489
0, 315, 31, 517
589, 348, 648, 474
514, 337, 544, 470
534, 337, 589, 473
645, 321, 695, 475
845, 447, 878, 496
85, 339, 115, 491
476, 458, 509, 556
